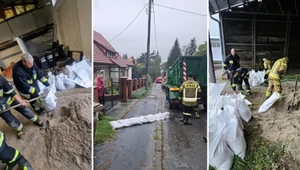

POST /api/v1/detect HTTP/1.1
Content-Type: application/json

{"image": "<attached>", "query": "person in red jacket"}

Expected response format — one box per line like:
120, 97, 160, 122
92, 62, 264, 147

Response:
97, 75, 105, 105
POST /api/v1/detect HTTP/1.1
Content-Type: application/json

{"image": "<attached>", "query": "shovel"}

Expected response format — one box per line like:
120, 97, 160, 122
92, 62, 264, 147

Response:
0, 96, 44, 114
288, 75, 299, 111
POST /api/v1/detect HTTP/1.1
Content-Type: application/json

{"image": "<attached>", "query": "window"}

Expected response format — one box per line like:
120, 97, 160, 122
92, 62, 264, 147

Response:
0, 3, 37, 23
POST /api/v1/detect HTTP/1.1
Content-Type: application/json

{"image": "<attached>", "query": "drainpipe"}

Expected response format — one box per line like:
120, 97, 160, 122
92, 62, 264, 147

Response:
14, 37, 28, 54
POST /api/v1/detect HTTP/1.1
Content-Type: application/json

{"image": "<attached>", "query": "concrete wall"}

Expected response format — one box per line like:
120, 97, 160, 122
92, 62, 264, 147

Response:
53, 0, 91, 56
0, 6, 54, 44
0, 46, 22, 68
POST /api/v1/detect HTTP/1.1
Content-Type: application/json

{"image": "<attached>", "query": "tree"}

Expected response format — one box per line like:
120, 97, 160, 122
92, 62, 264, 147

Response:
182, 45, 188, 56
161, 62, 167, 71
187, 37, 197, 56
167, 38, 182, 68
123, 53, 128, 59
195, 41, 207, 56
149, 54, 162, 80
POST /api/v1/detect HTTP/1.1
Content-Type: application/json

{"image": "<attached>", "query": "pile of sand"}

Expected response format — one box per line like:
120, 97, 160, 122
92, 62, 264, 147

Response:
249, 84, 300, 161
0, 88, 91, 169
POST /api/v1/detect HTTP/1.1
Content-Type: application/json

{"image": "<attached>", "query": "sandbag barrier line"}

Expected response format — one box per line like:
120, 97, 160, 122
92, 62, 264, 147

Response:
109, 112, 170, 130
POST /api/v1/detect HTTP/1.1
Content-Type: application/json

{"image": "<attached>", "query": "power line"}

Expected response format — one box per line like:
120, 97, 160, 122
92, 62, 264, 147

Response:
154, 3, 207, 17
153, 4, 159, 52
107, 4, 148, 43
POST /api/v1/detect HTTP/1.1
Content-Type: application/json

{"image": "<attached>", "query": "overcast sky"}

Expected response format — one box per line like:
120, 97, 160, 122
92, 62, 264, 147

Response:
94, 0, 207, 62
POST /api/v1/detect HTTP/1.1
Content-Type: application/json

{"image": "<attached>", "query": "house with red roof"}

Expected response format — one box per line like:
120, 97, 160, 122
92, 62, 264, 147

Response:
94, 31, 134, 86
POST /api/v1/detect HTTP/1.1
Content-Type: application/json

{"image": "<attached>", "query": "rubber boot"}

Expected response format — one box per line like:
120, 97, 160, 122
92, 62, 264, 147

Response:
195, 113, 200, 119
179, 115, 185, 122
183, 115, 192, 125
17, 156, 33, 170
195, 109, 200, 119
17, 130, 24, 140
33, 118, 44, 127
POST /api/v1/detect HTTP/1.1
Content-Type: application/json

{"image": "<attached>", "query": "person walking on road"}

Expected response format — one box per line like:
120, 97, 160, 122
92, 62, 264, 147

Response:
266, 56, 289, 99
0, 75, 45, 139
179, 73, 201, 125
12, 53, 50, 115
0, 131, 33, 170
263, 58, 272, 86
223, 48, 241, 79
230, 68, 251, 96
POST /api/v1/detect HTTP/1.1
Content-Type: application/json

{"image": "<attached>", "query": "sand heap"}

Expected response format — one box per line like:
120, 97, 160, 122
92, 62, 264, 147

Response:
44, 90, 92, 169
0, 88, 92, 170
251, 86, 300, 161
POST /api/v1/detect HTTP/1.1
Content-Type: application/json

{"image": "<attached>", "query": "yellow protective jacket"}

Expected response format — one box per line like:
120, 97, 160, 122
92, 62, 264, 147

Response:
269, 58, 288, 80
180, 78, 201, 107
264, 59, 272, 74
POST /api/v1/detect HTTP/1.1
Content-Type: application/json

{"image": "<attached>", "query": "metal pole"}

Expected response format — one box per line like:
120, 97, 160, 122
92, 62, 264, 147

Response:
252, 15, 256, 70
145, 0, 152, 91
219, 13, 226, 62
209, 32, 216, 83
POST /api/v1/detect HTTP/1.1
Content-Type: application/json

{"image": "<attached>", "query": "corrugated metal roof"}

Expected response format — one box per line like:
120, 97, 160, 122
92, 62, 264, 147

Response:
210, 0, 255, 14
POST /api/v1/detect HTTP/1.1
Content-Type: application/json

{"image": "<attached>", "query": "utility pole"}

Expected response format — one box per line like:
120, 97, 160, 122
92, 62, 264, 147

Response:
145, 0, 153, 91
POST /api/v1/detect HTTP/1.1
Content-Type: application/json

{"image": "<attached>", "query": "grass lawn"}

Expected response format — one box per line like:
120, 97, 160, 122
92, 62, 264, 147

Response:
94, 114, 116, 144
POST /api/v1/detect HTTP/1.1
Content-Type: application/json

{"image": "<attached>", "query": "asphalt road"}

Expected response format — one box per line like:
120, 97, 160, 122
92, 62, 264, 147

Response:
95, 84, 207, 170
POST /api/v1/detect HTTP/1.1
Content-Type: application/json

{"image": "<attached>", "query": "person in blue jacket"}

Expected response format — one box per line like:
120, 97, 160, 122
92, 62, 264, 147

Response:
0, 131, 32, 169
0, 75, 45, 139
12, 53, 50, 115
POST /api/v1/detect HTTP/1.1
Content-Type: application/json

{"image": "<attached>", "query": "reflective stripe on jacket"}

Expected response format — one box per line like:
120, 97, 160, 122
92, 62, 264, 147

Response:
12, 60, 50, 96
264, 59, 272, 74
180, 78, 201, 106
269, 58, 288, 80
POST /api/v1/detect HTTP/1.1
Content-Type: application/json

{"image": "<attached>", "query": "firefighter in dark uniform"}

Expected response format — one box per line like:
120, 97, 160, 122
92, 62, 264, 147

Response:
223, 48, 240, 78
179, 73, 201, 125
0, 131, 33, 170
12, 53, 50, 115
0, 75, 45, 139
231, 67, 251, 95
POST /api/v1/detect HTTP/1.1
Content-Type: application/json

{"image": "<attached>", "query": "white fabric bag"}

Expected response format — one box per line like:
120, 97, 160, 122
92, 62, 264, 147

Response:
258, 92, 280, 113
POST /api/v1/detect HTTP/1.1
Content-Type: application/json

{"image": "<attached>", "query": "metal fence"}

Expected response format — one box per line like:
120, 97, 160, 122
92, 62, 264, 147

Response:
102, 78, 121, 113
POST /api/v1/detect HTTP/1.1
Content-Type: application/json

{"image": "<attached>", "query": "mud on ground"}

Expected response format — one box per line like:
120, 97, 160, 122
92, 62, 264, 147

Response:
0, 88, 92, 170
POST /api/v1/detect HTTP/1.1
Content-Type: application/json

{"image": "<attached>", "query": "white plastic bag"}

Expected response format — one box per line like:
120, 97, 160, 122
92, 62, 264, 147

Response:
55, 73, 67, 91
37, 81, 46, 91
40, 87, 57, 111
258, 92, 280, 113
63, 78, 76, 89
48, 72, 57, 93
65, 64, 77, 80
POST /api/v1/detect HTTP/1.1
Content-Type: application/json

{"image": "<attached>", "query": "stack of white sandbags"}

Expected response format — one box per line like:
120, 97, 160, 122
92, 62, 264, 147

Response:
248, 70, 265, 87
65, 56, 92, 88
209, 83, 252, 170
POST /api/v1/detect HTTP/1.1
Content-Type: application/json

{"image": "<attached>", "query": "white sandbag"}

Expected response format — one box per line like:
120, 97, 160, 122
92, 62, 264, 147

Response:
109, 112, 170, 129
47, 72, 57, 93
209, 118, 234, 170
55, 73, 67, 91
37, 81, 46, 91
74, 77, 92, 88
72, 60, 92, 88
40, 87, 57, 111
248, 70, 265, 87
258, 92, 280, 113
63, 78, 76, 90
222, 106, 246, 159
65, 64, 77, 80
236, 100, 252, 122
209, 82, 227, 97
227, 137, 247, 159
